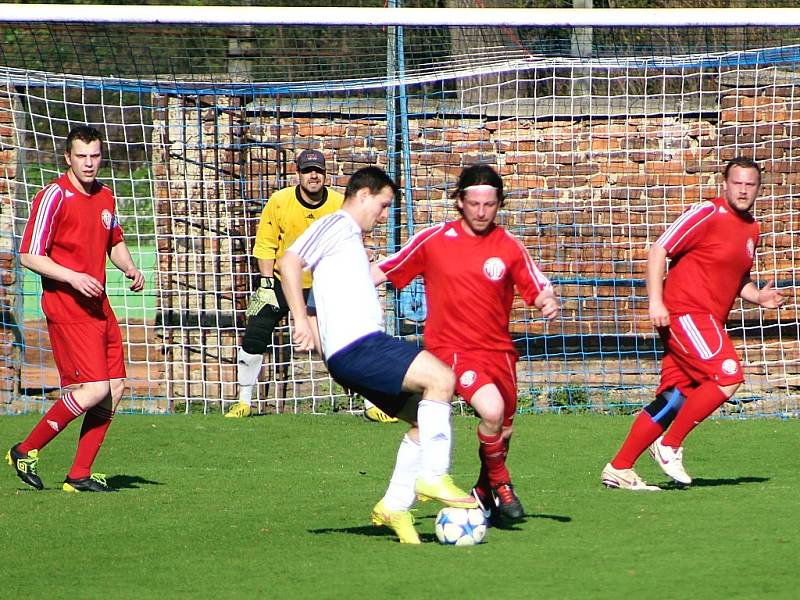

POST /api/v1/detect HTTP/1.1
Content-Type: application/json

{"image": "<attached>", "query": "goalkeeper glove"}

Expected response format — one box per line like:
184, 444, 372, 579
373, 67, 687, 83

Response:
246, 277, 279, 317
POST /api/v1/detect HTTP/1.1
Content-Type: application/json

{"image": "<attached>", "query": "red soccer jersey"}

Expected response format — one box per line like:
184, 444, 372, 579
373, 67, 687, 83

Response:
378, 220, 551, 354
656, 196, 760, 323
20, 173, 124, 322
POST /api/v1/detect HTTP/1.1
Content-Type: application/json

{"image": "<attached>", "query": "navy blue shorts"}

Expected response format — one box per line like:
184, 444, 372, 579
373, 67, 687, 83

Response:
327, 331, 422, 417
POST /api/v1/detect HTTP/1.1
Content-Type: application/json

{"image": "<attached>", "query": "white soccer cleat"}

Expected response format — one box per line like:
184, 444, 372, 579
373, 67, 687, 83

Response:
601, 463, 660, 491
648, 436, 692, 485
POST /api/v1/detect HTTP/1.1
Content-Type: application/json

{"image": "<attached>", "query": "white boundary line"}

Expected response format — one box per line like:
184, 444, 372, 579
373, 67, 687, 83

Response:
1, 6, 800, 27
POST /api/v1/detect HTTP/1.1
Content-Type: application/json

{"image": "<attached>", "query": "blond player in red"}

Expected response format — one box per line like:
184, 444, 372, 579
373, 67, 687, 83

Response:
375, 164, 559, 523
602, 157, 784, 491
7, 125, 144, 492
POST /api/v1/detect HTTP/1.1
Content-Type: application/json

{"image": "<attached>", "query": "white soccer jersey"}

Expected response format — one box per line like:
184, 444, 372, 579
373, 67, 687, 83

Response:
288, 210, 384, 358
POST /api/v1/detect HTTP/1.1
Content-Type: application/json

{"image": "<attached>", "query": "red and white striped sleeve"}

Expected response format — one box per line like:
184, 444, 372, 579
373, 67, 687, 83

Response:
378, 223, 445, 290
504, 229, 552, 305
19, 183, 64, 256
656, 201, 715, 257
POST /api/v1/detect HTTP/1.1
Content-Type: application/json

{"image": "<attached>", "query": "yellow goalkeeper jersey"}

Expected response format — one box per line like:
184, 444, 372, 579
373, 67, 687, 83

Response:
252, 185, 344, 288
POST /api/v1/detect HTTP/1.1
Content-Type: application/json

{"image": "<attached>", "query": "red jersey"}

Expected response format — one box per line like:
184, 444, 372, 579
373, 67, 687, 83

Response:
20, 173, 124, 322
378, 220, 551, 354
657, 196, 760, 323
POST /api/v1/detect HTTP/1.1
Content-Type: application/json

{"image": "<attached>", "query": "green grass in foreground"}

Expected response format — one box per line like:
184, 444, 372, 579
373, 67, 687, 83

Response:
1, 414, 798, 600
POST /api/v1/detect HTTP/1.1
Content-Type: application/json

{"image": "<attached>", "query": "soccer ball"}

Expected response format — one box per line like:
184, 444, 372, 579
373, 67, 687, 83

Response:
434, 507, 488, 546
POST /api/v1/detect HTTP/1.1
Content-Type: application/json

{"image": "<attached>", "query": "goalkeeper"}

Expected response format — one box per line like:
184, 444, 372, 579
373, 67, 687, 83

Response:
227, 150, 344, 417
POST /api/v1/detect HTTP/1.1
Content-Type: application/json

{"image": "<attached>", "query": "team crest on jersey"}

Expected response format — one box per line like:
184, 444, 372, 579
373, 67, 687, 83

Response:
483, 257, 506, 281
746, 238, 755, 258
459, 370, 477, 388
721, 359, 738, 376
101, 209, 114, 230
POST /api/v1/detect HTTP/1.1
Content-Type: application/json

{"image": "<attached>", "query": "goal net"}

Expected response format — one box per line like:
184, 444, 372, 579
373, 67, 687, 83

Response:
1, 6, 798, 417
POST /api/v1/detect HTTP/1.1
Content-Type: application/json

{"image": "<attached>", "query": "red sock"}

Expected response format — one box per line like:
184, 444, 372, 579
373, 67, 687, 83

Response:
610, 410, 665, 470
662, 381, 727, 449
68, 405, 115, 480
19, 392, 85, 453
478, 429, 510, 487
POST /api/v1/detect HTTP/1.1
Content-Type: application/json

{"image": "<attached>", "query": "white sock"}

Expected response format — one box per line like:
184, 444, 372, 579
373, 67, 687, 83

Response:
416, 399, 452, 480
237, 347, 263, 406
364, 399, 375, 410
382, 433, 421, 512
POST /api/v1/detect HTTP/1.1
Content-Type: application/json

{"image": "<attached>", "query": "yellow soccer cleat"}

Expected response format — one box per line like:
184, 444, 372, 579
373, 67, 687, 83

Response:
370, 499, 421, 544
415, 475, 479, 509
225, 402, 253, 418
363, 405, 398, 423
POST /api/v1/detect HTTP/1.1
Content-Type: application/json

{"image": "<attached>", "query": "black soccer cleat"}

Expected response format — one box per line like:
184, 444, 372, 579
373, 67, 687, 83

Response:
471, 486, 495, 523
493, 482, 525, 522
63, 473, 115, 493
6, 444, 44, 490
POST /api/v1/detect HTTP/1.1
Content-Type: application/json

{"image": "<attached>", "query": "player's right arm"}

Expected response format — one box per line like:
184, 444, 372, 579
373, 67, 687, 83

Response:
646, 243, 669, 327
277, 250, 315, 352
20, 253, 103, 298
19, 183, 102, 298
649, 201, 715, 328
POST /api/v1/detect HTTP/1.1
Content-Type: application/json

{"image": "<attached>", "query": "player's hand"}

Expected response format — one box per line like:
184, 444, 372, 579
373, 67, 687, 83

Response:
292, 317, 316, 353
536, 289, 560, 320
757, 280, 785, 309
126, 267, 145, 292
69, 272, 104, 298
649, 299, 670, 328
246, 277, 279, 317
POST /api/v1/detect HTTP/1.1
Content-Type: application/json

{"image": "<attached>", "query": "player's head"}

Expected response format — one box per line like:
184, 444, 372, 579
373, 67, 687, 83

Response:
343, 166, 398, 231
64, 125, 104, 190
723, 157, 761, 214
452, 164, 504, 236
296, 149, 327, 201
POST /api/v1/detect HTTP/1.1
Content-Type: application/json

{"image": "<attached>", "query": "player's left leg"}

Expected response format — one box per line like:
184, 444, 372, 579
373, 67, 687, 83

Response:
654, 315, 744, 484
371, 424, 422, 544
64, 317, 126, 493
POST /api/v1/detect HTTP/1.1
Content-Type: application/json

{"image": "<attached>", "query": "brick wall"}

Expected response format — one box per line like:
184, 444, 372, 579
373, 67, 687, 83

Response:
0, 86, 20, 407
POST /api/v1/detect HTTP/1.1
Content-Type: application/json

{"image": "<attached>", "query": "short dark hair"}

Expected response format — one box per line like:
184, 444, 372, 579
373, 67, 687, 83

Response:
65, 125, 103, 154
451, 163, 505, 207
344, 166, 398, 199
724, 157, 761, 183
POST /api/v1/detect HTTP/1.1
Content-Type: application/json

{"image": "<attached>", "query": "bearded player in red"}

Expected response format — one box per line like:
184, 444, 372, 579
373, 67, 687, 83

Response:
602, 157, 784, 491
374, 164, 560, 522
7, 125, 144, 492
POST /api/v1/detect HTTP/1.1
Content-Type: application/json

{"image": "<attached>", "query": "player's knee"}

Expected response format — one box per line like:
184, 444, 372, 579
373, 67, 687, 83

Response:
109, 378, 126, 402
643, 386, 686, 428
719, 382, 741, 398
477, 402, 504, 432
75, 380, 111, 409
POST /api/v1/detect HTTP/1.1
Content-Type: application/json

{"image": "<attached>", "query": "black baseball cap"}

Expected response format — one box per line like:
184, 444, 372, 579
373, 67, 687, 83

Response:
296, 149, 326, 171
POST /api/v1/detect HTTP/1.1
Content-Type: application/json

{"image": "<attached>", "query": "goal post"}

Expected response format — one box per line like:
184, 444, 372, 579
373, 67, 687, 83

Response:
0, 5, 798, 417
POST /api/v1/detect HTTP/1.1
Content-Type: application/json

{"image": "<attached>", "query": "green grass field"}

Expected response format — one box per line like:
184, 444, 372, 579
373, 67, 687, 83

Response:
1, 414, 798, 600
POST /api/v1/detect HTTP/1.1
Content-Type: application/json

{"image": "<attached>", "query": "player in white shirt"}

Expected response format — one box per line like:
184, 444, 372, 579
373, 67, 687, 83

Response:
279, 166, 477, 544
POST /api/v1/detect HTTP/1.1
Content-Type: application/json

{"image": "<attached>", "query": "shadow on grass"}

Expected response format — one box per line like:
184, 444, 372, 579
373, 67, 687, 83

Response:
662, 475, 769, 490
308, 524, 438, 542
107, 474, 164, 490
309, 511, 572, 539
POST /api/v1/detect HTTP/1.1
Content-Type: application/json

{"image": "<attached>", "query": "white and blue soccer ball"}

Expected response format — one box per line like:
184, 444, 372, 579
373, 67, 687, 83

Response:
434, 507, 488, 546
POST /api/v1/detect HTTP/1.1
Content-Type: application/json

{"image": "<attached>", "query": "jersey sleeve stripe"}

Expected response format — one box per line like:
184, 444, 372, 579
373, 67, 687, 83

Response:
656, 201, 715, 253
502, 229, 551, 291
28, 184, 63, 255
379, 223, 445, 275
294, 212, 345, 258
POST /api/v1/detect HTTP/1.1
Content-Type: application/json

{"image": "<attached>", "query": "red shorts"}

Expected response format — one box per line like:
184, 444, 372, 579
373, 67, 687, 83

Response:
434, 348, 518, 427
48, 312, 126, 387
656, 313, 743, 395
